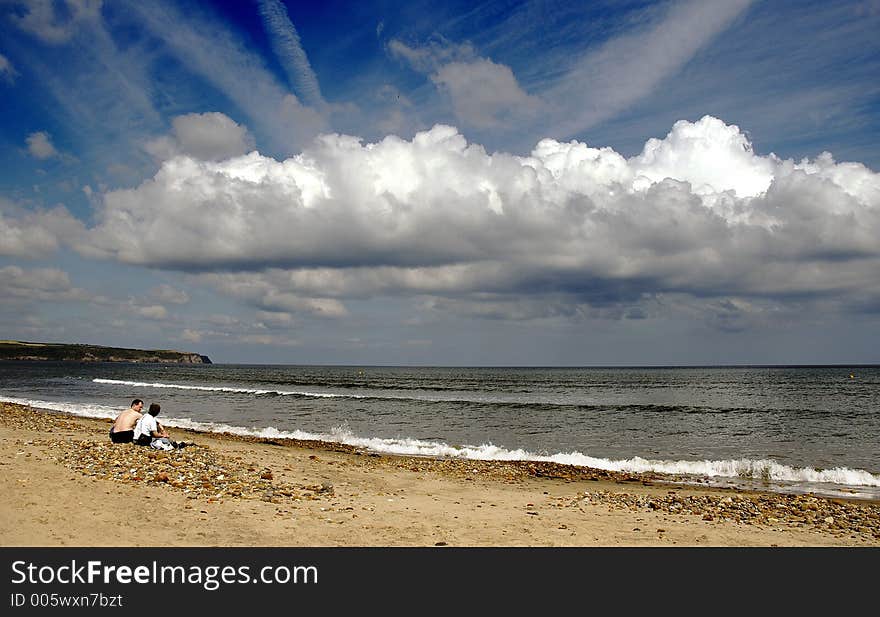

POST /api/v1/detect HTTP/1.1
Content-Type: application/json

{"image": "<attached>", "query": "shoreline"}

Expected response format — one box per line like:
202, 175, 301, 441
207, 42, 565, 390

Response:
7, 391, 877, 503
2, 401, 878, 546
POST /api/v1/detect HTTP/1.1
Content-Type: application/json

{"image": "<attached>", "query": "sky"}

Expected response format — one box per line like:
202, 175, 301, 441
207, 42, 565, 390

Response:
1, 0, 879, 366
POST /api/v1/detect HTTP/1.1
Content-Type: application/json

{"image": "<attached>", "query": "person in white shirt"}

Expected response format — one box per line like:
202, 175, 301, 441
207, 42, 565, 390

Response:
133, 403, 170, 446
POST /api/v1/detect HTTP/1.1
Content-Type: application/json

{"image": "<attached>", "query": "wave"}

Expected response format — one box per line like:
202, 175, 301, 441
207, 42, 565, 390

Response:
4, 394, 879, 492
91, 378, 772, 414
93, 378, 349, 398
0, 395, 122, 421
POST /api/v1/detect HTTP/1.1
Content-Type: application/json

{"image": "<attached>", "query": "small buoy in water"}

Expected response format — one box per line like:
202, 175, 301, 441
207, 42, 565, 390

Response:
850, 374, 855, 379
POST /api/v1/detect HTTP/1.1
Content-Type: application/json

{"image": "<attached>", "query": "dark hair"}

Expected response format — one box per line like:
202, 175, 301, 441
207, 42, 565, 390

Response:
131, 399, 143, 408
148, 403, 161, 416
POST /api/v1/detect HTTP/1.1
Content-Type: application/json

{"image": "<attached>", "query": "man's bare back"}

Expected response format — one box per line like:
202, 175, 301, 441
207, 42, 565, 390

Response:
112, 400, 144, 433
112, 409, 141, 432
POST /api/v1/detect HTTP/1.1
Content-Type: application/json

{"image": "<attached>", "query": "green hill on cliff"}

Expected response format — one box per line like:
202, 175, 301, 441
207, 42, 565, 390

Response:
0, 340, 212, 364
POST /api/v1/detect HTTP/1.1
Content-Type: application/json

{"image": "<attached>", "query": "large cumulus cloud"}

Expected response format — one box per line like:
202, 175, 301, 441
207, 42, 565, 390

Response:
79, 115, 880, 320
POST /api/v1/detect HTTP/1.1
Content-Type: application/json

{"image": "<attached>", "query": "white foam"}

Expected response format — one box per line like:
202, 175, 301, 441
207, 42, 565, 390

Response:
93, 378, 348, 398
315, 432, 880, 488
0, 395, 121, 420
5, 394, 879, 490
92, 377, 518, 405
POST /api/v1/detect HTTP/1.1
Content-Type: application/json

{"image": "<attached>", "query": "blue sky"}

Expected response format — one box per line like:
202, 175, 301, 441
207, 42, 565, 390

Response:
1, 0, 879, 365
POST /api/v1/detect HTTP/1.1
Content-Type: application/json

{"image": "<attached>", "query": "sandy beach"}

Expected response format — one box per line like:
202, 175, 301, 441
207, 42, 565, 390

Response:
2, 401, 878, 547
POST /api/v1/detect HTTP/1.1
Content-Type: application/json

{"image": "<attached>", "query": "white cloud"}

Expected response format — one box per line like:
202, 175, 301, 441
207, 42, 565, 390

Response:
124, 0, 327, 153
0, 211, 60, 257
204, 314, 242, 328
255, 310, 294, 329
0, 53, 17, 83
26, 131, 59, 159
180, 328, 202, 343
150, 284, 189, 305
388, 35, 476, 73
9, 0, 103, 44
237, 334, 274, 345
136, 305, 168, 320
179, 316, 299, 345
79, 116, 880, 322
16, 2, 162, 172
387, 1, 754, 137
257, 0, 324, 108
238, 333, 299, 346
0, 200, 86, 258
145, 112, 255, 162
629, 116, 775, 197
548, 0, 755, 136
178, 312, 298, 346
390, 38, 537, 128
431, 58, 540, 128
276, 93, 328, 148
198, 275, 348, 319
389, 37, 474, 73
0, 265, 88, 303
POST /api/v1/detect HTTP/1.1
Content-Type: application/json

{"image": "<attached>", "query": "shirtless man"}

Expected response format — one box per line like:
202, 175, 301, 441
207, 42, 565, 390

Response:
109, 399, 144, 443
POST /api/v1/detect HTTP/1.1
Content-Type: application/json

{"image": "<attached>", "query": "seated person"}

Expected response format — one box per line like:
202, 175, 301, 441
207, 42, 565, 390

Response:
109, 399, 144, 443
133, 403, 174, 449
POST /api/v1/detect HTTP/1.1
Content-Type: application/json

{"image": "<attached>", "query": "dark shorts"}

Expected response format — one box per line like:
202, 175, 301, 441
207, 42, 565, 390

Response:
109, 428, 134, 443
135, 434, 152, 446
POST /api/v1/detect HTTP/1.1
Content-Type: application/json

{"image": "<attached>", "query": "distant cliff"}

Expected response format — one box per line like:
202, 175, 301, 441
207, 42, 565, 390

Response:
0, 340, 212, 364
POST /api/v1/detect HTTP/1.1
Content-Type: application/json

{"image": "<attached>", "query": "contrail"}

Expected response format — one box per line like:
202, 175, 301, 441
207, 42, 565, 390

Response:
549, 0, 755, 138
257, 0, 325, 108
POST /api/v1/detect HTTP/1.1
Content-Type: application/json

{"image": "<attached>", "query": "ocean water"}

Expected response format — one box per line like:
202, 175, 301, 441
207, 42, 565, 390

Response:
1, 362, 878, 500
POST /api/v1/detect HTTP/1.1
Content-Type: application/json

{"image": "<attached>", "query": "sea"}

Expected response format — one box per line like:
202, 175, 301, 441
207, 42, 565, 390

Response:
1, 362, 878, 500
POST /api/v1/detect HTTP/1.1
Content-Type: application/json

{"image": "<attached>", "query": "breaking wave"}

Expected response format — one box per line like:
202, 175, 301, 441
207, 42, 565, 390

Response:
93, 378, 348, 398
4, 394, 879, 492
90, 378, 775, 414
